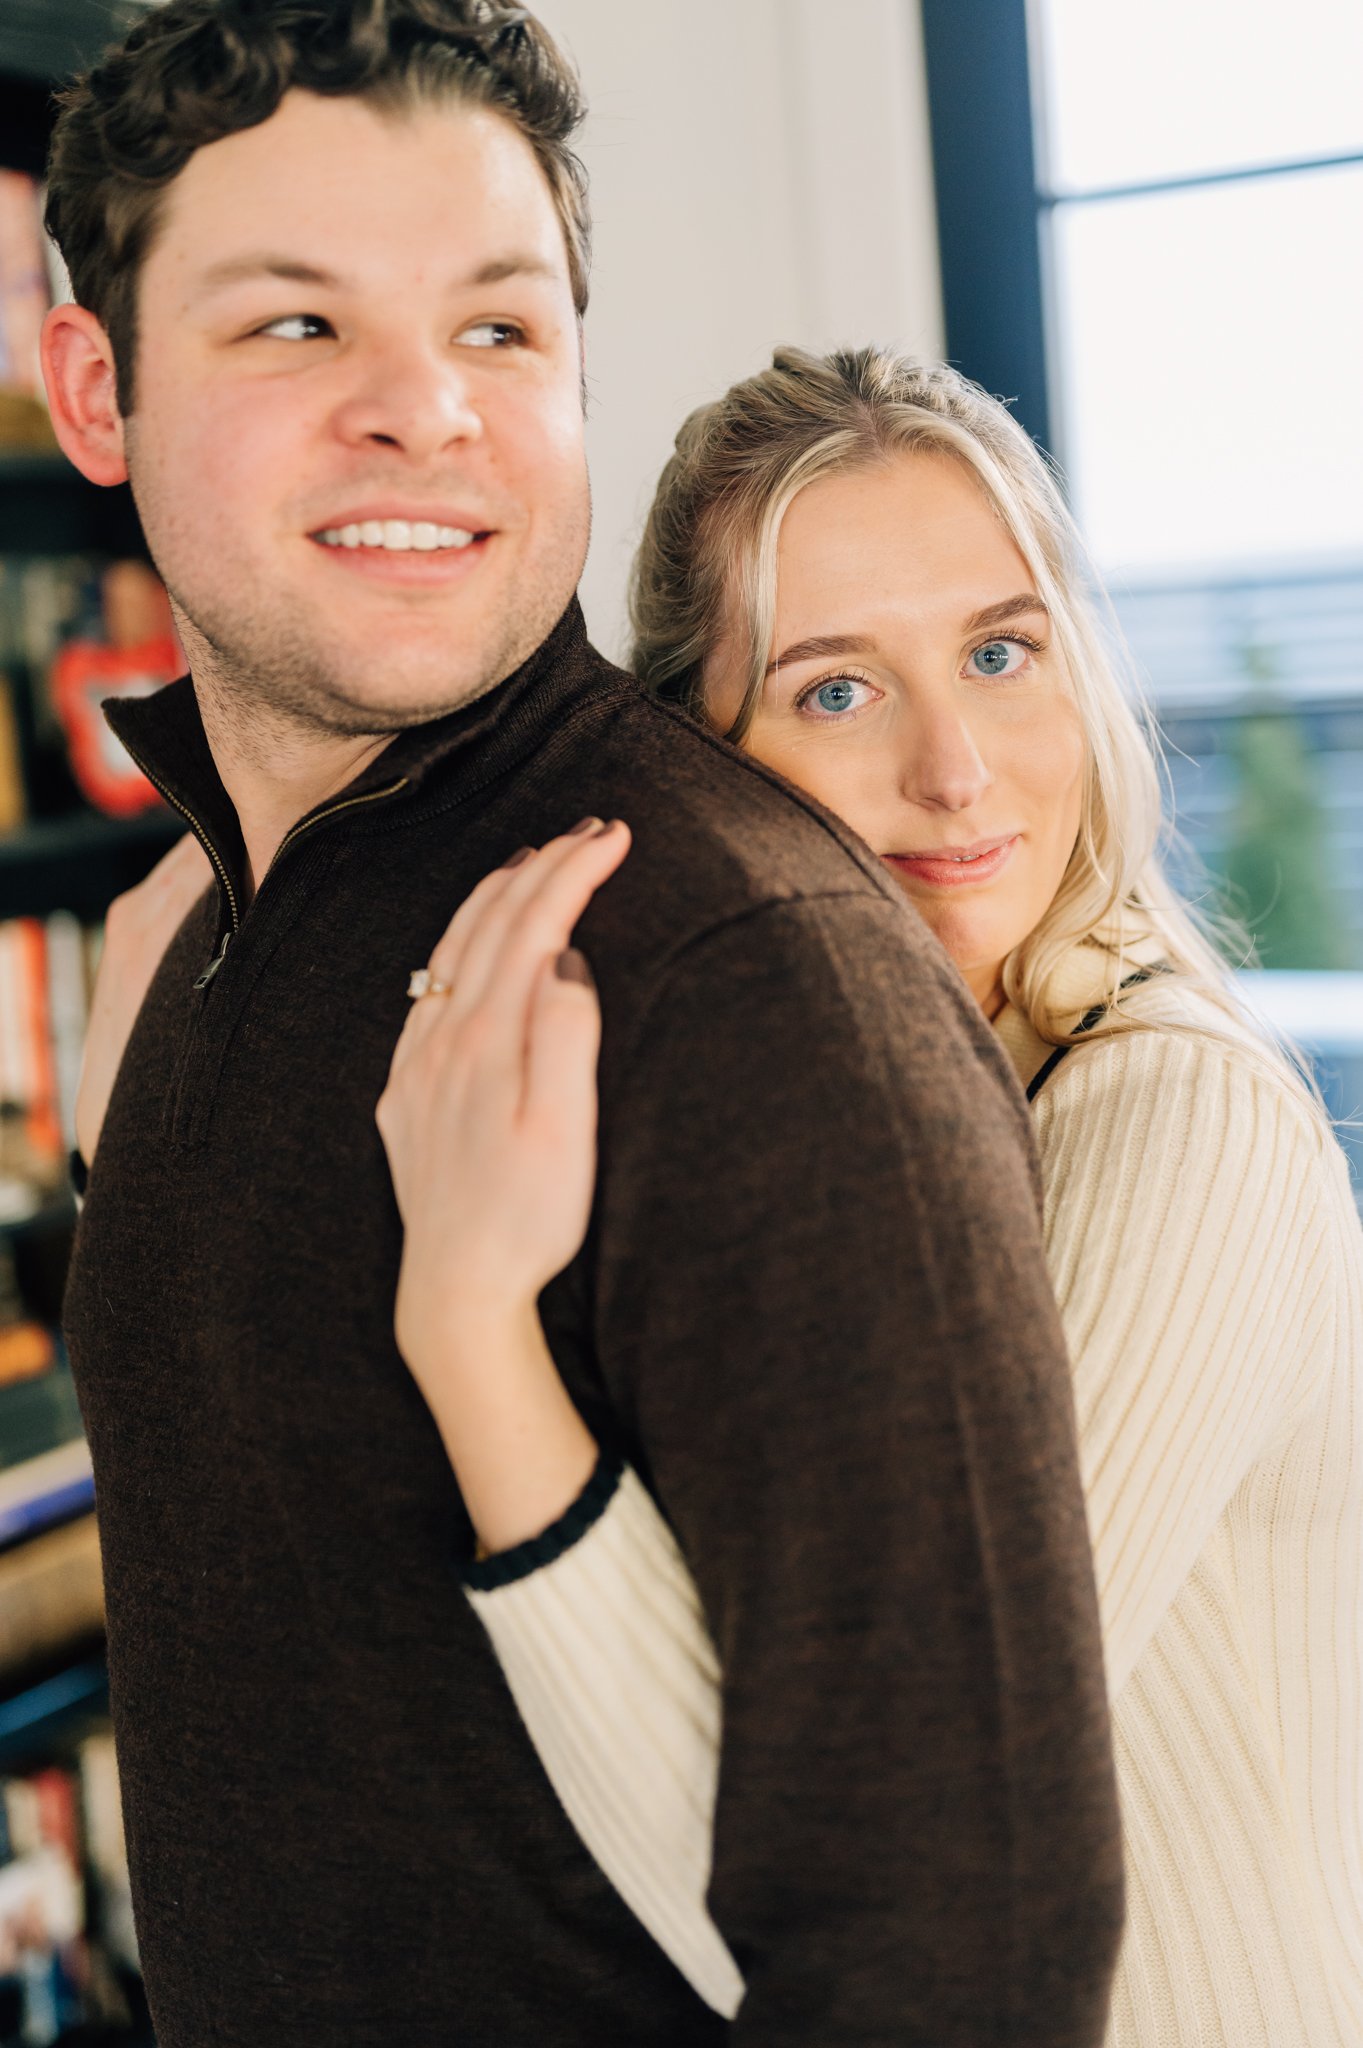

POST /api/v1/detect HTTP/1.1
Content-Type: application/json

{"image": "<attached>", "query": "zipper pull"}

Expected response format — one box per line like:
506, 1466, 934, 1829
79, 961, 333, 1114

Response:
193, 930, 231, 991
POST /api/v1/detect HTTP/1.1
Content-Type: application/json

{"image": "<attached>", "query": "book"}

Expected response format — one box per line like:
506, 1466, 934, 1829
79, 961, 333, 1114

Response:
0, 1516, 103, 1688
50, 562, 180, 818
42, 916, 85, 1157
0, 1443, 93, 1556
0, 1757, 91, 2045
77, 1734, 136, 1976
0, 175, 49, 404
0, 680, 24, 839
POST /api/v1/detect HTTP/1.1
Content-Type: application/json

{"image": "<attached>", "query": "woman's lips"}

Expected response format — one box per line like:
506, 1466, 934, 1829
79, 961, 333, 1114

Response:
881, 835, 1019, 889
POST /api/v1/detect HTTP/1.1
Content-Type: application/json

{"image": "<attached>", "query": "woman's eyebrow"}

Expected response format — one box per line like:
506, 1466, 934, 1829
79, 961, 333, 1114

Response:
766, 633, 876, 676
963, 593, 1049, 633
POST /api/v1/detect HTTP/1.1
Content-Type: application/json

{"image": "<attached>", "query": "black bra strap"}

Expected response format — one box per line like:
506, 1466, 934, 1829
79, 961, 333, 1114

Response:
1025, 966, 1165, 1104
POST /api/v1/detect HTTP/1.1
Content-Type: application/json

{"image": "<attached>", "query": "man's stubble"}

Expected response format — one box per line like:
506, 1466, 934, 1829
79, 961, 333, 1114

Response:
126, 427, 592, 762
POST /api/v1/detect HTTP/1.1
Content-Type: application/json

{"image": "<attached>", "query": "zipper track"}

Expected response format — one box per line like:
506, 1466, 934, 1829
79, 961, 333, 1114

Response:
117, 740, 243, 935
271, 776, 410, 864
120, 744, 410, 929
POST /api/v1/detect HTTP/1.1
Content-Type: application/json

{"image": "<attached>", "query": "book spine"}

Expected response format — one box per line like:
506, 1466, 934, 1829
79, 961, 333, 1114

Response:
42, 915, 87, 1156
0, 172, 50, 398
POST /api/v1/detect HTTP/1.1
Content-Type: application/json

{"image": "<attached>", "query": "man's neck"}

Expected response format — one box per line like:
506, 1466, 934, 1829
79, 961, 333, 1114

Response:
194, 673, 396, 903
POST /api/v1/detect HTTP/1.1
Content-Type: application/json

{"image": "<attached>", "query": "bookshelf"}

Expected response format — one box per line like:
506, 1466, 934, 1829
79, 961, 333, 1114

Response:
0, 456, 144, 561
0, 813, 181, 926
0, 9, 165, 2039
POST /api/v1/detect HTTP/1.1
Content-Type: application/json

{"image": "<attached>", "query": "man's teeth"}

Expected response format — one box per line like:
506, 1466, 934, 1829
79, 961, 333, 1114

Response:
317, 520, 476, 551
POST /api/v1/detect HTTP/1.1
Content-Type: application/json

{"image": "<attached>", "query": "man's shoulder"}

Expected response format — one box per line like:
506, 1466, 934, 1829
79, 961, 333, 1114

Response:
556, 658, 910, 939
536, 663, 1017, 1105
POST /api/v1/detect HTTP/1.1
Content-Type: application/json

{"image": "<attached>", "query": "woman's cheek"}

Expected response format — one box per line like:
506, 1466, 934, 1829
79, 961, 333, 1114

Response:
1013, 690, 1086, 822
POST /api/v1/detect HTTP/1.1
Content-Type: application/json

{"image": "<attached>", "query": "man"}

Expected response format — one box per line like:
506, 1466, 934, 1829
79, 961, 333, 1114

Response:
42, 3, 1123, 2041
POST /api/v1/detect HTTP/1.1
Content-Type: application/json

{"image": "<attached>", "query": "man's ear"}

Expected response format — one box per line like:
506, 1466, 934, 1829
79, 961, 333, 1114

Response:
41, 303, 129, 486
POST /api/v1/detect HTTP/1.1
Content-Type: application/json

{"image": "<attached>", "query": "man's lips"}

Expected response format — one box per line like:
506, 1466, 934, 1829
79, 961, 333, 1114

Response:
307, 526, 496, 585
881, 834, 1020, 888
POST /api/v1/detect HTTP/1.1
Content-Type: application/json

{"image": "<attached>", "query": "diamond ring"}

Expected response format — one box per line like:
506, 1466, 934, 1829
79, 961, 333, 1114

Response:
407, 969, 453, 1000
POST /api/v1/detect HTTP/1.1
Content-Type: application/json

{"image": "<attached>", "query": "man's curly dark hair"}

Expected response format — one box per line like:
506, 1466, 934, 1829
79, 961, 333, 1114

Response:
44, 0, 590, 415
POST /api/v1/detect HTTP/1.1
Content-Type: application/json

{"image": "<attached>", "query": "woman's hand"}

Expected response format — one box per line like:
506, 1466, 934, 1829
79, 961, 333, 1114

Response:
75, 832, 214, 1168
375, 817, 631, 1553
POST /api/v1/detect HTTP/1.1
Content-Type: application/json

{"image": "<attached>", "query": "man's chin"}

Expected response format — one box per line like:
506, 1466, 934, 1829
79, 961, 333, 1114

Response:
293, 662, 510, 737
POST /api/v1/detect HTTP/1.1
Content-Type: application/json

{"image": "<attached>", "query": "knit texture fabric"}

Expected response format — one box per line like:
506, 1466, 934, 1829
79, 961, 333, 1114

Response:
470, 957, 1363, 2045
62, 605, 1123, 2047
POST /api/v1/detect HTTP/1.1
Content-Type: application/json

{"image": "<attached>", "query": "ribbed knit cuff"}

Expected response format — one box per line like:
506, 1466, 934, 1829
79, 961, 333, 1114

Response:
461, 1447, 625, 1592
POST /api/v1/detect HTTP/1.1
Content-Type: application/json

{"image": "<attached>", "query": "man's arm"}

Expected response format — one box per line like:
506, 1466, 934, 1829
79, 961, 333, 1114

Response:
594, 893, 1124, 2047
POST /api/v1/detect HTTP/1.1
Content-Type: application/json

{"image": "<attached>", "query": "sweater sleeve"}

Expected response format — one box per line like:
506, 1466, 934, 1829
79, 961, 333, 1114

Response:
1031, 1026, 1351, 1701
585, 894, 1123, 2048
464, 1460, 744, 2017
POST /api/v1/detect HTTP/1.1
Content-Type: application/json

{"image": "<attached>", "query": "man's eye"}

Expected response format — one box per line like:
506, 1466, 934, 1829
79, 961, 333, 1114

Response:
457, 320, 526, 349
256, 314, 332, 342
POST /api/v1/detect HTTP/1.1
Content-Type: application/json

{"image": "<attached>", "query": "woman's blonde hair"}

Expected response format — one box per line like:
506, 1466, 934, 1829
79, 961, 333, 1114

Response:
628, 344, 1324, 1104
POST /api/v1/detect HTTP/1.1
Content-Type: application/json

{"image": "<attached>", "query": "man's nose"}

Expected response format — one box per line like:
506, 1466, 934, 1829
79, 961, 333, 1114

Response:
901, 699, 994, 813
330, 343, 484, 460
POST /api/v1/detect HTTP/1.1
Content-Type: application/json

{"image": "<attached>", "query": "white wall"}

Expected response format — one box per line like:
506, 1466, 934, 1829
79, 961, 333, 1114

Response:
529, 0, 944, 659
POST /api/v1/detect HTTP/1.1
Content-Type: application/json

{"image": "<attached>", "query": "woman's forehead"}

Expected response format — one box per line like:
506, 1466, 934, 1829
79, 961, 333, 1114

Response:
774, 458, 1034, 642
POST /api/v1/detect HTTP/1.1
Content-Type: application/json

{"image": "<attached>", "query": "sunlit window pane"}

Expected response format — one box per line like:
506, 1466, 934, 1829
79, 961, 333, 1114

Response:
1050, 163, 1363, 574
1033, 0, 1363, 193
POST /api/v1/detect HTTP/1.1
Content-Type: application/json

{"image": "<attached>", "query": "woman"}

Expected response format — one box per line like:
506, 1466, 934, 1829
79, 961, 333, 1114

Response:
81, 348, 1362, 2045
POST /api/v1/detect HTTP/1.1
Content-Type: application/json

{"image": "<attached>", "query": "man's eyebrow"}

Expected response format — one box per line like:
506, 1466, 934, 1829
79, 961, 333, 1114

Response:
962, 593, 1050, 634
189, 255, 344, 301
467, 253, 561, 287
766, 633, 877, 677
189, 250, 561, 302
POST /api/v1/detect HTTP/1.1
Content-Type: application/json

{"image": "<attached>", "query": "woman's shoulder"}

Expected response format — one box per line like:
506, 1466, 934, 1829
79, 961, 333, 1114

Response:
1033, 992, 1358, 1239
1038, 991, 1305, 1128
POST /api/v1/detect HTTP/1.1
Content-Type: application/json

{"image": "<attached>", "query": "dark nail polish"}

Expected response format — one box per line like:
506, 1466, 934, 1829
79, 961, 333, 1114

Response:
569, 815, 601, 835
502, 845, 533, 867
555, 948, 594, 987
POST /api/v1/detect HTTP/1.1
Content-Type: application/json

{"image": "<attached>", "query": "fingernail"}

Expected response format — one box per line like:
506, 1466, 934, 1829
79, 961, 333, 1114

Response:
502, 845, 533, 867
555, 948, 594, 987
569, 816, 601, 835
592, 818, 620, 837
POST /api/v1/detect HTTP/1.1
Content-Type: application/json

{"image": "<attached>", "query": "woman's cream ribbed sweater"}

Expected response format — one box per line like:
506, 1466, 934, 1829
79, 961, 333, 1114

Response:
466, 965, 1363, 2045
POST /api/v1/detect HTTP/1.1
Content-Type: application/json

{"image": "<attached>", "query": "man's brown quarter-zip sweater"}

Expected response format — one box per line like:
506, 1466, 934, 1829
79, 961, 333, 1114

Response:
63, 600, 1123, 2047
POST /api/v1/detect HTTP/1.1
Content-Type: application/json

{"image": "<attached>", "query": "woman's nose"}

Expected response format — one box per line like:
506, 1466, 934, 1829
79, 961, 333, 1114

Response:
901, 702, 994, 813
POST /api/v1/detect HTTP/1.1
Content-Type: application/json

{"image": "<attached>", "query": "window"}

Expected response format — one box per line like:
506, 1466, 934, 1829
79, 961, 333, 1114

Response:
923, 0, 1363, 1198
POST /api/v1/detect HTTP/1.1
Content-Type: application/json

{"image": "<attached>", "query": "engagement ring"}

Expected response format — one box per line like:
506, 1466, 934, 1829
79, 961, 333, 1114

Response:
407, 969, 452, 1000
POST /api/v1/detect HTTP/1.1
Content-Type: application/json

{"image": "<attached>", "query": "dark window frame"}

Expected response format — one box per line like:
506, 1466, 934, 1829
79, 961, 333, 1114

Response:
920, 0, 1363, 470
920, 0, 1054, 454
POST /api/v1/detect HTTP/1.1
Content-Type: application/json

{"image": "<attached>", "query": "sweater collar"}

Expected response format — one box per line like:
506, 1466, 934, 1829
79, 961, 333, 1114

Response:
994, 934, 1169, 1092
101, 597, 598, 883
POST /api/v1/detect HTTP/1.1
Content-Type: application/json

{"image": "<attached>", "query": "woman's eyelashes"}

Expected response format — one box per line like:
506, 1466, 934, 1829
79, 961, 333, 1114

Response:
791, 671, 882, 723
965, 633, 1045, 680
791, 636, 1046, 723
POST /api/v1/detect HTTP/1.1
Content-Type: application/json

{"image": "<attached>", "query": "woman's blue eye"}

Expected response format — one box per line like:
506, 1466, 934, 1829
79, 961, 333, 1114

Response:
813, 679, 857, 714
969, 639, 1029, 677
793, 672, 880, 722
